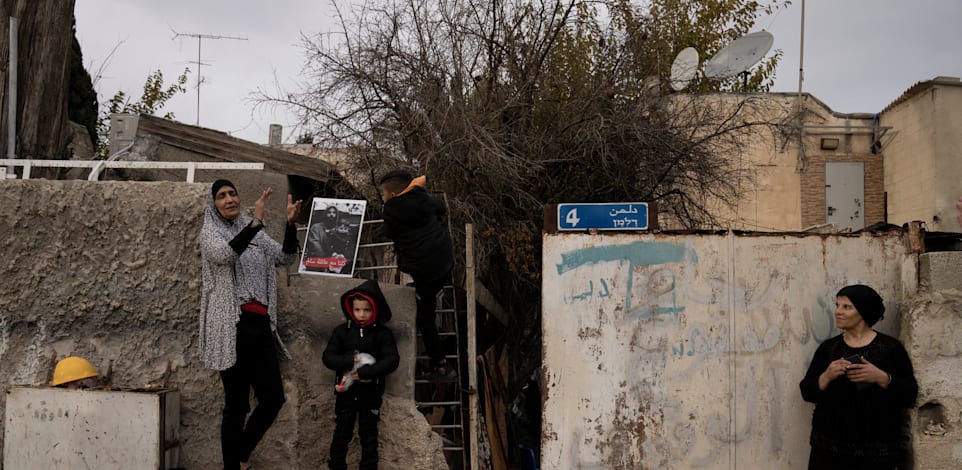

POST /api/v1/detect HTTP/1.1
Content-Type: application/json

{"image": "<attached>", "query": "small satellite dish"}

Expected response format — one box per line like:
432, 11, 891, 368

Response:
669, 47, 699, 91
703, 31, 774, 79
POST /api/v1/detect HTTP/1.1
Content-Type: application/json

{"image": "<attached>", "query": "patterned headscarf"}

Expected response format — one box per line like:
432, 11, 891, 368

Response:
198, 182, 293, 370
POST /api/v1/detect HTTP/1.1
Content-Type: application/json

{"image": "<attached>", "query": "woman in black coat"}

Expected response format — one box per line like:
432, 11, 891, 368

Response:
799, 284, 918, 470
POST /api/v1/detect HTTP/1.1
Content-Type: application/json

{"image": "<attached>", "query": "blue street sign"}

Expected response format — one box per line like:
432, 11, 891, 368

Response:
557, 203, 649, 231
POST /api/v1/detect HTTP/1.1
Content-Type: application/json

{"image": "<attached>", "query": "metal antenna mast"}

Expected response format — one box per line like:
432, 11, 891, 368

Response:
171, 29, 248, 125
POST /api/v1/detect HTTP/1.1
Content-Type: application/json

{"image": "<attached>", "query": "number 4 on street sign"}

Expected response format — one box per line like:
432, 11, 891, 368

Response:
557, 203, 649, 231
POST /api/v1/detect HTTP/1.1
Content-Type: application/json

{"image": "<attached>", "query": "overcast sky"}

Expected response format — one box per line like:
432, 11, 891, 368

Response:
74, 1, 962, 145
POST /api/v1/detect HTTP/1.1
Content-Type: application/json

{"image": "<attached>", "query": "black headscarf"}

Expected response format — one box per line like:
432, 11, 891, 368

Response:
837, 284, 885, 326
211, 179, 236, 198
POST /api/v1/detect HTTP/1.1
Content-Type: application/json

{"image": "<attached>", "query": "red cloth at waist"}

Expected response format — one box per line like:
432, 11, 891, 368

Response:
241, 300, 269, 316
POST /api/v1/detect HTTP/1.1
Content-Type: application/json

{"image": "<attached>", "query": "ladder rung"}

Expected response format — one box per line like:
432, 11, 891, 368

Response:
354, 265, 398, 271
358, 241, 394, 248
414, 378, 459, 384
417, 400, 461, 406
435, 308, 456, 313
416, 354, 459, 360
417, 332, 457, 337
442, 447, 464, 451
431, 424, 463, 429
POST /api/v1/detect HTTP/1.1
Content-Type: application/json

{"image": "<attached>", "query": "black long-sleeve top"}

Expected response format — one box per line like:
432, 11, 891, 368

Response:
229, 221, 299, 255
381, 186, 453, 278
799, 332, 918, 460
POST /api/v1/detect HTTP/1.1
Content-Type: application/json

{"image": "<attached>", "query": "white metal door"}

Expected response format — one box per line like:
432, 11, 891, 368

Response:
825, 162, 864, 230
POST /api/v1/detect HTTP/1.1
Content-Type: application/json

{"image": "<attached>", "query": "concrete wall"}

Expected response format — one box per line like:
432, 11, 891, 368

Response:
0, 180, 445, 469
541, 231, 916, 469
882, 79, 962, 231
901, 251, 962, 469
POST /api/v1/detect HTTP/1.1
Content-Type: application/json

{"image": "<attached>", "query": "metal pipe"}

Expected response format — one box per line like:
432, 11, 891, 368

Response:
196, 38, 201, 125
803, 130, 878, 136
6, 16, 17, 176
796, 0, 806, 171
801, 125, 892, 129
87, 143, 134, 181
797, 0, 805, 103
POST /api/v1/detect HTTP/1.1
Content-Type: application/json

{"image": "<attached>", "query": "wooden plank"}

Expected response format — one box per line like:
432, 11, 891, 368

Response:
466, 223, 479, 470
474, 280, 508, 326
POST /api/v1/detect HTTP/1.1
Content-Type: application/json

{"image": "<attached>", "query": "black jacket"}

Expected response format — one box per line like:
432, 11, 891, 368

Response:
322, 279, 400, 392
382, 186, 454, 278
799, 332, 918, 460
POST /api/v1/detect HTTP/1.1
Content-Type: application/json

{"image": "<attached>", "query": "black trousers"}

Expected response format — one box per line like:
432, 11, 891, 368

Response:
413, 269, 450, 366
329, 385, 382, 470
220, 312, 286, 470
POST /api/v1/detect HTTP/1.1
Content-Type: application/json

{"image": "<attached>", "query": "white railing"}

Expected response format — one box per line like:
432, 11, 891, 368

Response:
0, 159, 263, 182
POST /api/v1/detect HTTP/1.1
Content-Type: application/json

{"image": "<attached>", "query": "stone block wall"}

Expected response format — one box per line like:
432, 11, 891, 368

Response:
901, 251, 962, 470
0, 180, 445, 469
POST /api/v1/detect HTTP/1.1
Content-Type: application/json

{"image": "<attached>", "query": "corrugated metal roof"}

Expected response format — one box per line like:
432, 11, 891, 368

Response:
135, 114, 341, 183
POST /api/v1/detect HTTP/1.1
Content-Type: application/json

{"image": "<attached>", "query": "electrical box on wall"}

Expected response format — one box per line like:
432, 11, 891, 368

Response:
3, 386, 180, 469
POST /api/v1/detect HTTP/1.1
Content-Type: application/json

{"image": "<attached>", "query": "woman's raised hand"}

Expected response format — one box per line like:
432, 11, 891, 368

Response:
254, 187, 273, 221
287, 194, 304, 224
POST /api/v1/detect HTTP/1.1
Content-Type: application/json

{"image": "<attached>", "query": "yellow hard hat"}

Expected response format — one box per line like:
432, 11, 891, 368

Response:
51, 356, 99, 386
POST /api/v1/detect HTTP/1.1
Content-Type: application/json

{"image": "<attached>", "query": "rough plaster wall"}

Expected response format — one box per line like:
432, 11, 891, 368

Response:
117, 139, 301, 235
901, 251, 962, 470
541, 231, 914, 469
0, 180, 445, 469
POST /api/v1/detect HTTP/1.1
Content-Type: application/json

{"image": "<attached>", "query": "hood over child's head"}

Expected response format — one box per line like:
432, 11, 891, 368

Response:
340, 279, 393, 326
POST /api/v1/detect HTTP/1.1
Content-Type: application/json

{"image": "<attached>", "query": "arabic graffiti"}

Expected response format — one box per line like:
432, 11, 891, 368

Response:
545, 234, 908, 469
557, 241, 694, 316
563, 278, 611, 304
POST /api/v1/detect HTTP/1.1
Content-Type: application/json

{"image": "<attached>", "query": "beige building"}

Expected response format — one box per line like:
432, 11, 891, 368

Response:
881, 77, 962, 232
699, 76, 962, 234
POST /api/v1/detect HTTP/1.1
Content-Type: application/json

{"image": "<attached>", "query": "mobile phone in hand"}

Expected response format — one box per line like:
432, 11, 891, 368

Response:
844, 354, 862, 364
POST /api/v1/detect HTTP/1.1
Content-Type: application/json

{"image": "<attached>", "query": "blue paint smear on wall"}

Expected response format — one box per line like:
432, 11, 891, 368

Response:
556, 241, 691, 275
555, 240, 694, 317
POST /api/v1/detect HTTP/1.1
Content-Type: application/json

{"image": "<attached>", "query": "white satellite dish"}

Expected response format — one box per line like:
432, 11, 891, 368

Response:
669, 47, 699, 91
703, 31, 774, 79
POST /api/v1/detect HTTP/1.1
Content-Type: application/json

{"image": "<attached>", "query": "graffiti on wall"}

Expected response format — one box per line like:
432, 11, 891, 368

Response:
543, 235, 906, 469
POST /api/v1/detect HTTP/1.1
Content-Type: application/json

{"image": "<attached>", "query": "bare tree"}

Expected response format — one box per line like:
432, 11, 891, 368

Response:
0, 0, 77, 160
259, 0, 792, 392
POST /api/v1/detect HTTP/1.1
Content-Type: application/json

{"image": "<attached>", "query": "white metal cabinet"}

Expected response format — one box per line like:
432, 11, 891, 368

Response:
3, 386, 180, 469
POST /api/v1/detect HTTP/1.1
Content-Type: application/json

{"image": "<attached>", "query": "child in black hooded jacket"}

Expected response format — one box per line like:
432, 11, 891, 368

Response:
323, 279, 400, 470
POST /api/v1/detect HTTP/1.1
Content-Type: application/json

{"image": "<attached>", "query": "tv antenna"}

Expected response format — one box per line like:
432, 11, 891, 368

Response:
171, 29, 248, 126
703, 31, 774, 86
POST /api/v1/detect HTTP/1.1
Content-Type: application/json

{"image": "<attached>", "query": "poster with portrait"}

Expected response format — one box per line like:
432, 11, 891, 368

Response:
299, 198, 367, 277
